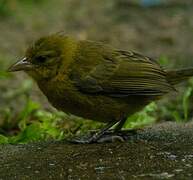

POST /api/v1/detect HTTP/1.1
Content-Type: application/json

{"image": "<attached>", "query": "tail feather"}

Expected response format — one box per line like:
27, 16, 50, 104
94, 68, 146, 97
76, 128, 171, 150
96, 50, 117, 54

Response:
166, 68, 193, 85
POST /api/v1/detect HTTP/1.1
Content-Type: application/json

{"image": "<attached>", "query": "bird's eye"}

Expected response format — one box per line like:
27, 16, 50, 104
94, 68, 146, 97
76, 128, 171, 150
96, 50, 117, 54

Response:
36, 55, 47, 63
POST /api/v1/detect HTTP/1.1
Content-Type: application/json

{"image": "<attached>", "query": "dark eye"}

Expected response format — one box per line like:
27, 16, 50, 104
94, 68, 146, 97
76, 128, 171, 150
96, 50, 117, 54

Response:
36, 56, 47, 63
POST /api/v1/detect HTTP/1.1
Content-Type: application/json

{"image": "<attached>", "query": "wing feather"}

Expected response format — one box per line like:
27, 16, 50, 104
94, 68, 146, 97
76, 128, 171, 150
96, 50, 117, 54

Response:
73, 49, 174, 96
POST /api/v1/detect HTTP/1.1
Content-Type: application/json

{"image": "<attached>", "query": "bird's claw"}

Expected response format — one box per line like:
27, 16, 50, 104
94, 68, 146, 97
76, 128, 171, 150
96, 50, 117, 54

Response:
67, 135, 96, 144
67, 129, 137, 144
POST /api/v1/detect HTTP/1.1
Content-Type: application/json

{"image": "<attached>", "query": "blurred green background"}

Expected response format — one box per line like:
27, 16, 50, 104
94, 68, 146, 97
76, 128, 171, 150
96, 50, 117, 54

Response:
0, 0, 193, 144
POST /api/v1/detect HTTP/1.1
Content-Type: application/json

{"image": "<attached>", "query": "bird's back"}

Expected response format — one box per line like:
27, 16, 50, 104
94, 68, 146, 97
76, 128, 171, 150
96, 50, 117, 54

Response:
71, 40, 174, 97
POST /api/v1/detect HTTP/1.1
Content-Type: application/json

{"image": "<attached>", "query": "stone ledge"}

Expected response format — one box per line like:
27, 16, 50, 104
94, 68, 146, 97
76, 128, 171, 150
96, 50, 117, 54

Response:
0, 122, 193, 179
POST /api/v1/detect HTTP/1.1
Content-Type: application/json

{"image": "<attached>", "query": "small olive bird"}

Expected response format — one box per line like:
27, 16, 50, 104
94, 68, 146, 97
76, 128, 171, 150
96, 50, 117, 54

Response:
8, 34, 193, 143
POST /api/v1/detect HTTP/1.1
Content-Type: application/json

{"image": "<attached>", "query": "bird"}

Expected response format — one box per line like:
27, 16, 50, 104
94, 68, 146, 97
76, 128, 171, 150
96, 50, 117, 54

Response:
8, 33, 193, 143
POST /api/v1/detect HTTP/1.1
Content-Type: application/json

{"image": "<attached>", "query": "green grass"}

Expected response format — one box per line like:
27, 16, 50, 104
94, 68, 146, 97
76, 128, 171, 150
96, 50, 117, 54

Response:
0, 99, 157, 144
124, 102, 157, 129
0, 82, 104, 144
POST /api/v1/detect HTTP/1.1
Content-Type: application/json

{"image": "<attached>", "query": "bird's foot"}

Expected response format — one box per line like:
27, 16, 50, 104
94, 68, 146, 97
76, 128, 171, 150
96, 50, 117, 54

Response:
68, 134, 125, 144
67, 130, 106, 144
67, 136, 97, 144
68, 129, 138, 144
97, 129, 138, 143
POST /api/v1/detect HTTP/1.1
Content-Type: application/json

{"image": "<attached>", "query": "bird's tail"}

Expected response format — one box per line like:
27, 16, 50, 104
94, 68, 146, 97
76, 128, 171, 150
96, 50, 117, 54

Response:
166, 68, 193, 85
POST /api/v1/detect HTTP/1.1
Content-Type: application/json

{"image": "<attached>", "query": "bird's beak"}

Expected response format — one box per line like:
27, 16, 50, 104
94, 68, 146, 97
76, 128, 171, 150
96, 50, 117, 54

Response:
8, 57, 33, 72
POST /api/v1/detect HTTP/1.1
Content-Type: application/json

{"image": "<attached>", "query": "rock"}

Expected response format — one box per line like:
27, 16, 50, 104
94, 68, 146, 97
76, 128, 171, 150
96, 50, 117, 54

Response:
0, 122, 193, 179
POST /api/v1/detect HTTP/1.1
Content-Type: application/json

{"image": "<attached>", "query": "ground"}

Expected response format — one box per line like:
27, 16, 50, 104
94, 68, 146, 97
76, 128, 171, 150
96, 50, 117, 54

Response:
1, 122, 193, 179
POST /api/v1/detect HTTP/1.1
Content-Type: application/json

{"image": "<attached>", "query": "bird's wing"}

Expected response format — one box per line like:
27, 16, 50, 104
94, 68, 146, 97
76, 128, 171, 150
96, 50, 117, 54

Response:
73, 50, 174, 97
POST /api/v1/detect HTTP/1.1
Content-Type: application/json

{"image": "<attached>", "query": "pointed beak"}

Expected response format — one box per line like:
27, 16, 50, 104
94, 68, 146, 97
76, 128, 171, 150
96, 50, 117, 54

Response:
8, 57, 33, 72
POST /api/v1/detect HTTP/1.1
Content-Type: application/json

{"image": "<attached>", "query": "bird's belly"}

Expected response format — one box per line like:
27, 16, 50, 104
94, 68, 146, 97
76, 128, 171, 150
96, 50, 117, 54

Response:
47, 91, 152, 123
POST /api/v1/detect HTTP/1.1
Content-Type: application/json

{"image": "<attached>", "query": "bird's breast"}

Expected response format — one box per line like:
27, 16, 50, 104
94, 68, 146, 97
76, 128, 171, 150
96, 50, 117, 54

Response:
37, 79, 153, 123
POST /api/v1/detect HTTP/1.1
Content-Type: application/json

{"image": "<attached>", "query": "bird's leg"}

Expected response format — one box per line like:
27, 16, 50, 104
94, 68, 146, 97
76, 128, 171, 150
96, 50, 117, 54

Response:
69, 121, 117, 144
69, 117, 138, 144
114, 117, 127, 132
96, 117, 138, 143
114, 117, 138, 135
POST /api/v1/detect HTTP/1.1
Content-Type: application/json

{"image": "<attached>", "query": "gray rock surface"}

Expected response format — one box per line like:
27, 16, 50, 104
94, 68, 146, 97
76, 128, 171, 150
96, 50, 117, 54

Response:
0, 122, 193, 179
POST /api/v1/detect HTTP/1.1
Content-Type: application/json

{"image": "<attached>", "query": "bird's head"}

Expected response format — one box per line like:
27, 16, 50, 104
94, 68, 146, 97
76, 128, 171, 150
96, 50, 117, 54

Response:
8, 34, 77, 81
